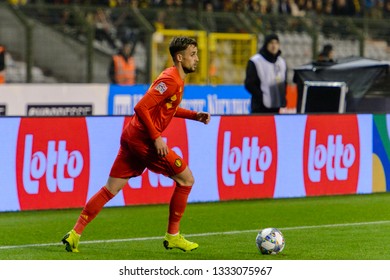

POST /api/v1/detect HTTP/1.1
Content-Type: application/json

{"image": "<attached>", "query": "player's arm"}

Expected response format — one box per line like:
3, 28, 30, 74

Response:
177, 109, 210, 124
134, 77, 179, 157
195, 111, 211, 124
175, 107, 197, 120
134, 95, 169, 157
175, 108, 210, 124
134, 93, 161, 140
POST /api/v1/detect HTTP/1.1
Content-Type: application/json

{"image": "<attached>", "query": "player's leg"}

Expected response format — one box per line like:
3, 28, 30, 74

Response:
168, 167, 194, 234
62, 134, 144, 253
164, 166, 198, 252
62, 176, 128, 252
73, 176, 128, 234
143, 146, 199, 252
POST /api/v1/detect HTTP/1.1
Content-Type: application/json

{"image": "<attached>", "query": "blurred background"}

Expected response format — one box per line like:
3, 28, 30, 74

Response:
0, 0, 389, 94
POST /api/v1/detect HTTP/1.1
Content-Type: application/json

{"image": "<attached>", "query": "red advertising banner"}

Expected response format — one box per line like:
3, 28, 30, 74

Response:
303, 115, 360, 196
216, 116, 278, 200
16, 118, 90, 210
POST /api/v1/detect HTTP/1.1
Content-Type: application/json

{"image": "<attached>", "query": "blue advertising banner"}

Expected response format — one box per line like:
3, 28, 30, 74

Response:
107, 84, 251, 115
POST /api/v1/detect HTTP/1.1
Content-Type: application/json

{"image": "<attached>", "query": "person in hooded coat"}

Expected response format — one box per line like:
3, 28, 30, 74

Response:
244, 33, 287, 114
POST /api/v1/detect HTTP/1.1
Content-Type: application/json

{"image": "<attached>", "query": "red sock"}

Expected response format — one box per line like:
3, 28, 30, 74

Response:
73, 186, 114, 235
167, 184, 192, 234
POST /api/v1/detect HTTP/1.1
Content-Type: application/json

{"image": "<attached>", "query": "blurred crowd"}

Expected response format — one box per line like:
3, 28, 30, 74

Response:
7, 0, 390, 19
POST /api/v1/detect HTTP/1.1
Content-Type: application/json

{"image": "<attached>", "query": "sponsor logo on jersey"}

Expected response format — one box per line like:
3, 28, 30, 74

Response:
16, 118, 90, 210
303, 115, 360, 196
155, 82, 168, 95
217, 116, 277, 200
122, 117, 189, 205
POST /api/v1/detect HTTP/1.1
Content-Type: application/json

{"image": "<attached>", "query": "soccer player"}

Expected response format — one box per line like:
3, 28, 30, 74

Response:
62, 36, 210, 253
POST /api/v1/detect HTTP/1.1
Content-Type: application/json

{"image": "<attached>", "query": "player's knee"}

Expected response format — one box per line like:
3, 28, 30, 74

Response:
106, 177, 128, 195
185, 176, 195, 187
176, 175, 194, 187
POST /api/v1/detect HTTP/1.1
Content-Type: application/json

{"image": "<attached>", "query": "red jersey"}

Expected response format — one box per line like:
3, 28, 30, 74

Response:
129, 66, 197, 140
110, 66, 198, 178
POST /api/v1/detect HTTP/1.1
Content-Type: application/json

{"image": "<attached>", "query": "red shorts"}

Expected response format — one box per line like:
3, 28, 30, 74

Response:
109, 124, 187, 179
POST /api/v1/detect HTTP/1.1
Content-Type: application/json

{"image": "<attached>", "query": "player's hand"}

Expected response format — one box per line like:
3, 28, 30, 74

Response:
196, 112, 211, 124
154, 136, 169, 157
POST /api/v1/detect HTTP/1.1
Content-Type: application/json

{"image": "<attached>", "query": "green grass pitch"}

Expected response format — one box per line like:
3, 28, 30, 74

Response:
1, 192, 390, 260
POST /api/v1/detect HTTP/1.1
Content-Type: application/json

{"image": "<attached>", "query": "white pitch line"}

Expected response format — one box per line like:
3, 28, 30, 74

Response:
1, 220, 389, 250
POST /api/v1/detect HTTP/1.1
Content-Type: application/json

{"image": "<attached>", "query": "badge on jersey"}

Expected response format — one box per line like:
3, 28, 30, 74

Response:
155, 82, 168, 94
174, 158, 182, 168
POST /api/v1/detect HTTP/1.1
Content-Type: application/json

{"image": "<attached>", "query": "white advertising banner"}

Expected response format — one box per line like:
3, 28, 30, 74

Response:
0, 84, 109, 116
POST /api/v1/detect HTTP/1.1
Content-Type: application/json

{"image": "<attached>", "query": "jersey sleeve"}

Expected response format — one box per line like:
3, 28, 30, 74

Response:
133, 93, 161, 140
133, 76, 179, 140
175, 107, 197, 120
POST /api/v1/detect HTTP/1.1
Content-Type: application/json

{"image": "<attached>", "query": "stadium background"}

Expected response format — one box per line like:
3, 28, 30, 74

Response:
0, 1, 390, 213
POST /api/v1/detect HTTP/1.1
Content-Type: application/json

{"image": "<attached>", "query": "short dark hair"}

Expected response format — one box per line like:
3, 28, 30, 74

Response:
322, 44, 333, 56
169, 37, 197, 60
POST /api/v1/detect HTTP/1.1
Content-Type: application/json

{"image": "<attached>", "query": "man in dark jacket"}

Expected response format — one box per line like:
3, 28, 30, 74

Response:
244, 34, 287, 114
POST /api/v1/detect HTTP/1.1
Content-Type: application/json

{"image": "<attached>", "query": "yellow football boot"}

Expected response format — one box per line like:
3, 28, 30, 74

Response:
163, 233, 199, 252
61, 229, 80, 253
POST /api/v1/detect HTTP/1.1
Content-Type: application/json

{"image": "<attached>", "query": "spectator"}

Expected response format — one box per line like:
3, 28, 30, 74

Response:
367, 0, 384, 18
244, 33, 287, 114
317, 44, 335, 63
108, 40, 136, 85
279, 0, 292, 14
7, 0, 28, 5
288, 0, 305, 16
0, 45, 5, 84
384, 0, 390, 20
203, 1, 217, 32
332, 0, 356, 15
268, 0, 279, 14
94, 8, 118, 50
323, 0, 334, 14
314, 0, 324, 14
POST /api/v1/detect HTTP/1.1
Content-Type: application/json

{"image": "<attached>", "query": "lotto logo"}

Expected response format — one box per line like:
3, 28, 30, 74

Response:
222, 131, 272, 186
16, 118, 90, 210
303, 115, 360, 196
307, 130, 356, 183
217, 116, 277, 200
23, 134, 84, 194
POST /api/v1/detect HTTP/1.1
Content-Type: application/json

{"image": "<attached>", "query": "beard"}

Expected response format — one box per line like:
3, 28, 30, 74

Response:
183, 65, 196, 74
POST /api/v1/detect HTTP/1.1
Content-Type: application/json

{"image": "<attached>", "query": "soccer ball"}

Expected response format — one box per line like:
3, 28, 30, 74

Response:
256, 227, 285, 255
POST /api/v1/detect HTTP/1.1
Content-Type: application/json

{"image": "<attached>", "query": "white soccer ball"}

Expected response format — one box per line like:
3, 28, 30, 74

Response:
256, 227, 285, 255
